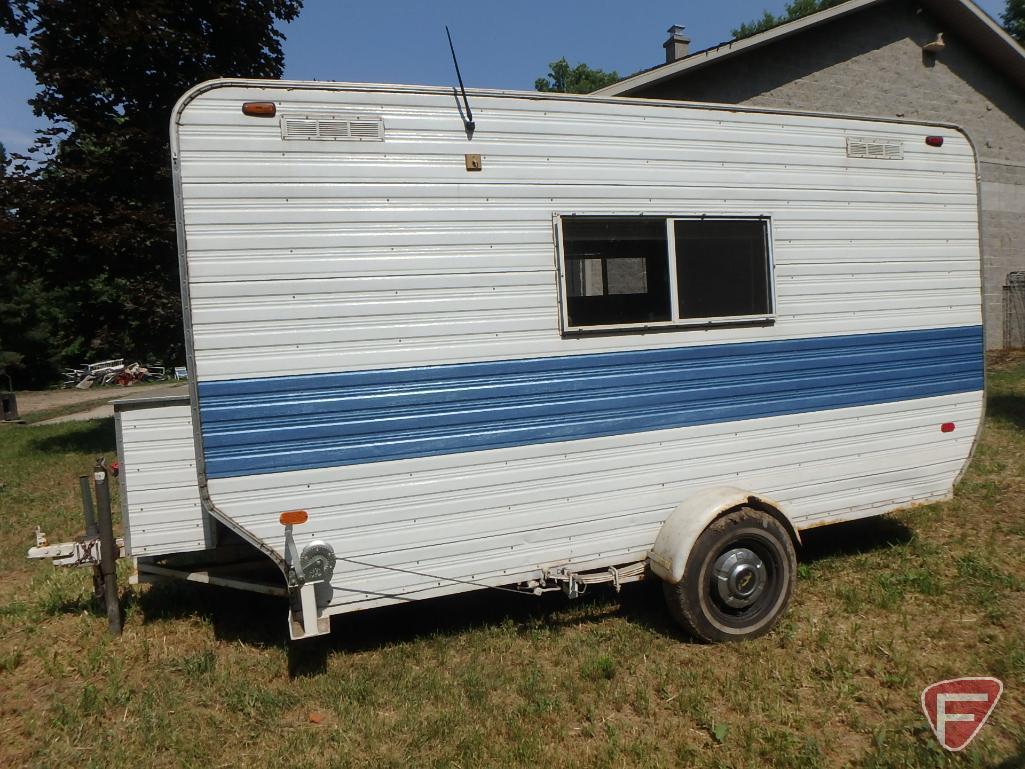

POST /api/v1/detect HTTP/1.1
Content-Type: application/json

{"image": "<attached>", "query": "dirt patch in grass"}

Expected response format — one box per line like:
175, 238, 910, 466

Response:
0, 362, 1023, 768
10, 380, 188, 424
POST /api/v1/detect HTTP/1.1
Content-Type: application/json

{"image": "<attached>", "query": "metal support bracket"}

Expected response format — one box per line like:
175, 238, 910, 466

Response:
27, 530, 124, 567
135, 562, 288, 597
288, 581, 330, 640
543, 561, 648, 599
562, 571, 581, 599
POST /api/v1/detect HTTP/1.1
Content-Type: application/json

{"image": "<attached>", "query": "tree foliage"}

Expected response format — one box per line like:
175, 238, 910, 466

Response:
0, 0, 302, 387
732, 0, 848, 39
535, 58, 619, 94
1004, 0, 1025, 44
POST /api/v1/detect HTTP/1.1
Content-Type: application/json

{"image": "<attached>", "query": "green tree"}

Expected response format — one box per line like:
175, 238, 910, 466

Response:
733, 0, 847, 39
0, 0, 302, 387
1004, 0, 1025, 44
535, 58, 619, 93
0, 143, 62, 386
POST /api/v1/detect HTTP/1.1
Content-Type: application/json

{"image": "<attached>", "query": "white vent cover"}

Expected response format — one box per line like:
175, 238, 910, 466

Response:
280, 114, 384, 141
846, 137, 903, 160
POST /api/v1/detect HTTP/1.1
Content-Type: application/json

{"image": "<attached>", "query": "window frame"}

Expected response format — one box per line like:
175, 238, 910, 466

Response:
554, 213, 777, 335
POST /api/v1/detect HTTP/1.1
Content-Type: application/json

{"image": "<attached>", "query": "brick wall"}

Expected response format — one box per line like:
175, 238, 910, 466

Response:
629, 0, 1025, 347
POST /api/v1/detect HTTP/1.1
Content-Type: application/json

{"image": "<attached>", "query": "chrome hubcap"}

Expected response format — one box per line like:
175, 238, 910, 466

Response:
712, 547, 766, 609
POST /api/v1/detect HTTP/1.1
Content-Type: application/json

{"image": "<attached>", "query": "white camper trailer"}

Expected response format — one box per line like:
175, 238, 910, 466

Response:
32, 80, 985, 642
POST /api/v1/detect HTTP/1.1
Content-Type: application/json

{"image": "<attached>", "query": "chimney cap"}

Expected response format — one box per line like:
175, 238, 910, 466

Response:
663, 24, 691, 63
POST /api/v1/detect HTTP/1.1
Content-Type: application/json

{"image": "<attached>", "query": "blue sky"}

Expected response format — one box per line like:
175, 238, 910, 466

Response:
0, 0, 1011, 156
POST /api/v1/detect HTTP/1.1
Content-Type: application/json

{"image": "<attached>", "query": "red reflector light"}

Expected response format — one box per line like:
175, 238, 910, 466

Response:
925, 135, 944, 147
941, 422, 956, 433
279, 510, 309, 525
242, 101, 276, 117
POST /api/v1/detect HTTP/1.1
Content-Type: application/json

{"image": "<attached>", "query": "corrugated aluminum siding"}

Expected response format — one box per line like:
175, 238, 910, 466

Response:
206, 392, 980, 612
115, 399, 206, 557
198, 326, 982, 479
174, 82, 984, 614
176, 84, 981, 380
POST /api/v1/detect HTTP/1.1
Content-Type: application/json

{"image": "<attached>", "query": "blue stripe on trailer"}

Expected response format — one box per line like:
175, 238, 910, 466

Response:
198, 325, 984, 479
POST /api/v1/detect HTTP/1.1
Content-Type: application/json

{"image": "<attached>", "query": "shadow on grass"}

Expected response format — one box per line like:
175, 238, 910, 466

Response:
27, 417, 116, 454
290, 580, 678, 677
988, 744, 1025, 769
987, 393, 1025, 430
136, 580, 287, 643
798, 515, 913, 564
130, 517, 918, 677
132, 573, 678, 678
43, 591, 106, 618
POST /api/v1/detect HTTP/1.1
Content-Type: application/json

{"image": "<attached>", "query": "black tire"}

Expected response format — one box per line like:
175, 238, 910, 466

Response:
662, 507, 796, 643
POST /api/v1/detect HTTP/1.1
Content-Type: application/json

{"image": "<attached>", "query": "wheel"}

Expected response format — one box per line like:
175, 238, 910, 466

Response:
662, 507, 796, 642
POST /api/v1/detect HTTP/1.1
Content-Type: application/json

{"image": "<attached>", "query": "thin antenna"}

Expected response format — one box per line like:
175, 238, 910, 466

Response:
445, 25, 475, 135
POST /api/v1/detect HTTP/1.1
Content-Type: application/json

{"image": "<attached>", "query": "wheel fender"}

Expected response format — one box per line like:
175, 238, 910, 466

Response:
648, 486, 799, 584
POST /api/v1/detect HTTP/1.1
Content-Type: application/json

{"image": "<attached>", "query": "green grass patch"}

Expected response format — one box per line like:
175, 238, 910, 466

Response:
0, 355, 1023, 768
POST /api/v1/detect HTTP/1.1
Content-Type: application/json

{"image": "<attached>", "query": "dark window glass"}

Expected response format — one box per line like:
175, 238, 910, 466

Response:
562, 218, 670, 327
674, 219, 771, 319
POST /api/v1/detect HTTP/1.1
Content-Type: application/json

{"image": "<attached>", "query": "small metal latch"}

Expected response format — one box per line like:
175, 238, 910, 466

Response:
561, 572, 580, 599
465, 153, 482, 171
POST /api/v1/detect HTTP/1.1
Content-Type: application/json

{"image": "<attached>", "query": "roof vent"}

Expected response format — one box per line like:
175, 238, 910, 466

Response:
847, 137, 903, 160
281, 114, 384, 141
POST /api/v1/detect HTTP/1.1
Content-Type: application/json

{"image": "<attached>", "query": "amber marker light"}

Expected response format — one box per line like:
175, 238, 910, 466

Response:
242, 101, 276, 117
279, 510, 309, 525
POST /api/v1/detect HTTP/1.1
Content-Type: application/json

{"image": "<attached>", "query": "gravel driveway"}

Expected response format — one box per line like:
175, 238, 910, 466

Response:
14, 381, 190, 424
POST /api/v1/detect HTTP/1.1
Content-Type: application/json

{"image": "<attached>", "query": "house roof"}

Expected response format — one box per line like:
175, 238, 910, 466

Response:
594, 0, 1025, 96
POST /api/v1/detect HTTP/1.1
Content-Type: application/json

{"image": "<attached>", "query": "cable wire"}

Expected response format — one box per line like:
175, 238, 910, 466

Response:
339, 555, 535, 596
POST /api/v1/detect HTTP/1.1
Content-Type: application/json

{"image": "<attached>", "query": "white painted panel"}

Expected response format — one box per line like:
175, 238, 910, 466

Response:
175, 83, 981, 380
115, 399, 207, 556
205, 391, 982, 613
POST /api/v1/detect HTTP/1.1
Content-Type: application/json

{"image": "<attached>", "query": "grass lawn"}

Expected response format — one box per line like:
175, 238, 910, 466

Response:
1, 356, 1023, 768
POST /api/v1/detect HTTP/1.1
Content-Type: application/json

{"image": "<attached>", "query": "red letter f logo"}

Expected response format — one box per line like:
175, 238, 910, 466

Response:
921, 677, 1002, 751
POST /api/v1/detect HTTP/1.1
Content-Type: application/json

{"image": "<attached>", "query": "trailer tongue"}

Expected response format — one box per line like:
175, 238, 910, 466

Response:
28, 458, 123, 634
